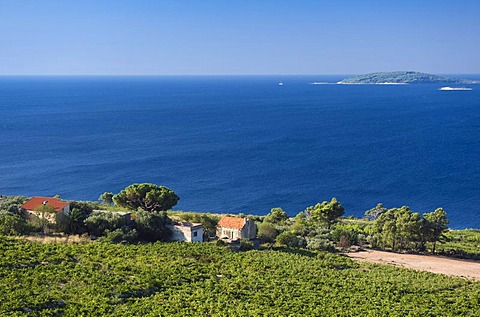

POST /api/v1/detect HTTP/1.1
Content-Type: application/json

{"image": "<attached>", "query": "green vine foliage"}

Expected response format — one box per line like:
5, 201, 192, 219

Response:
0, 237, 478, 316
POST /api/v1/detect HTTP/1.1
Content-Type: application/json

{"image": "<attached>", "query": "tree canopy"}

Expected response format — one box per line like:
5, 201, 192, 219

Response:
264, 207, 288, 224
423, 208, 449, 253
364, 203, 387, 220
305, 198, 345, 229
372, 206, 423, 252
113, 183, 179, 212
99, 192, 114, 205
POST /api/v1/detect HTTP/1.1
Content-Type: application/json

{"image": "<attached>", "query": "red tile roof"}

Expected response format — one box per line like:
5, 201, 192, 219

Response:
218, 216, 246, 229
21, 197, 69, 212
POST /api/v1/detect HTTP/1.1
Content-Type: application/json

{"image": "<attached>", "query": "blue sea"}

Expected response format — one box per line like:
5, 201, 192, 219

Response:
1, 75, 479, 229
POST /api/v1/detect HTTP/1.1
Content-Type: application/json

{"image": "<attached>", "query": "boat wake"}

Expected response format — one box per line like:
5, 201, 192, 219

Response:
439, 87, 472, 91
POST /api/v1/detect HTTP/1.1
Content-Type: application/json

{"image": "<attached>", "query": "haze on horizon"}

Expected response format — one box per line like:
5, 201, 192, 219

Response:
1, 0, 479, 76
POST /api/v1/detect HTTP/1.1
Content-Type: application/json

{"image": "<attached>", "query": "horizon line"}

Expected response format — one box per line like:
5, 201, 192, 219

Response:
1, 72, 480, 77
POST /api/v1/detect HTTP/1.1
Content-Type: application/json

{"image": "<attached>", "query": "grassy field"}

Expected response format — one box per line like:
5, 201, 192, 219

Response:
0, 237, 479, 316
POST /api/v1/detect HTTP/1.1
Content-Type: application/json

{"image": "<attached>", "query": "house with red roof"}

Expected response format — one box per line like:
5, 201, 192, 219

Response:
217, 216, 256, 240
21, 196, 70, 223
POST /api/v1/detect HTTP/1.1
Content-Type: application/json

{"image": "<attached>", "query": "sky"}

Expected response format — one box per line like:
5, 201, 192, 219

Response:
0, 0, 479, 75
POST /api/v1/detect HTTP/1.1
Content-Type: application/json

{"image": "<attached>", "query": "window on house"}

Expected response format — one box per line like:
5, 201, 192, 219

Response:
193, 231, 198, 237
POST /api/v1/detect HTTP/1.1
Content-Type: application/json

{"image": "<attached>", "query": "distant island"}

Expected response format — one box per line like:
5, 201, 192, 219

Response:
338, 71, 477, 84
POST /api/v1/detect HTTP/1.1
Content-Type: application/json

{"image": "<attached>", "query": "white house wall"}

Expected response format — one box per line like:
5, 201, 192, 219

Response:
170, 225, 204, 243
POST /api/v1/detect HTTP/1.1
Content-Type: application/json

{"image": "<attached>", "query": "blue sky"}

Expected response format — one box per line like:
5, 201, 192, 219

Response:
1, 0, 479, 75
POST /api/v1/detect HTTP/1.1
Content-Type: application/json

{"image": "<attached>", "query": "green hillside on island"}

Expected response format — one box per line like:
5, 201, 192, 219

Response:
338, 71, 475, 84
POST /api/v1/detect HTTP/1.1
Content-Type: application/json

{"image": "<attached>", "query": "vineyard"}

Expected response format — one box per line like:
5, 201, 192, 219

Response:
0, 237, 479, 316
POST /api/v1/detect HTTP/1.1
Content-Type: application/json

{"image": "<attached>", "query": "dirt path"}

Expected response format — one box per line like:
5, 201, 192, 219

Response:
346, 249, 480, 281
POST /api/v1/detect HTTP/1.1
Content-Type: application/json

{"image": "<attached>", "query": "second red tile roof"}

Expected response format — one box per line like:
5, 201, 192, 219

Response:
218, 216, 246, 229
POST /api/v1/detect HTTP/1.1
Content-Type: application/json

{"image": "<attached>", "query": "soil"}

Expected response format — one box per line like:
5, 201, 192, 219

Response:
346, 249, 480, 281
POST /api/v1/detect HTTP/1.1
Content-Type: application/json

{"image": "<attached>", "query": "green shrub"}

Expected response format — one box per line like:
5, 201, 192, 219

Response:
239, 239, 255, 251
215, 239, 226, 246
306, 237, 336, 252
100, 228, 138, 244
276, 231, 305, 248
0, 212, 29, 235
0, 196, 27, 217
84, 211, 127, 236
257, 222, 278, 243
134, 210, 170, 242
331, 225, 359, 246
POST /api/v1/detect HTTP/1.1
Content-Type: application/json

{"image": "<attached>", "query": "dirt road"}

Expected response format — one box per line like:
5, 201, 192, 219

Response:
346, 249, 480, 281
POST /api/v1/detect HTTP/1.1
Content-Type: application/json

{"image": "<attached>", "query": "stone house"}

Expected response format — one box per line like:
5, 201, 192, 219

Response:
169, 222, 204, 242
217, 216, 257, 240
20, 196, 70, 223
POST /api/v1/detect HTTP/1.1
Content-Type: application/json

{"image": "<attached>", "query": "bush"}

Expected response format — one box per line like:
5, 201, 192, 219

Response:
307, 227, 331, 239
306, 237, 336, 252
337, 236, 351, 250
135, 210, 171, 242
100, 228, 138, 244
257, 222, 278, 243
331, 224, 361, 246
276, 231, 305, 248
0, 212, 30, 235
84, 211, 127, 237
291, 212, 307, 235
239, 239, 255, 251
0, 196, 27, 217
216, 239, 227, 246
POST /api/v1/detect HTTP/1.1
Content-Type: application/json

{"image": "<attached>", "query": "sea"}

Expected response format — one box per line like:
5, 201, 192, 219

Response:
1, 75, 479, 229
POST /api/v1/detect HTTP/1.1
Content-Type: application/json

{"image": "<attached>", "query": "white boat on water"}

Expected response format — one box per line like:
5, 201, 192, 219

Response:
278, 82, 284, 86
439, 87, 472, 91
